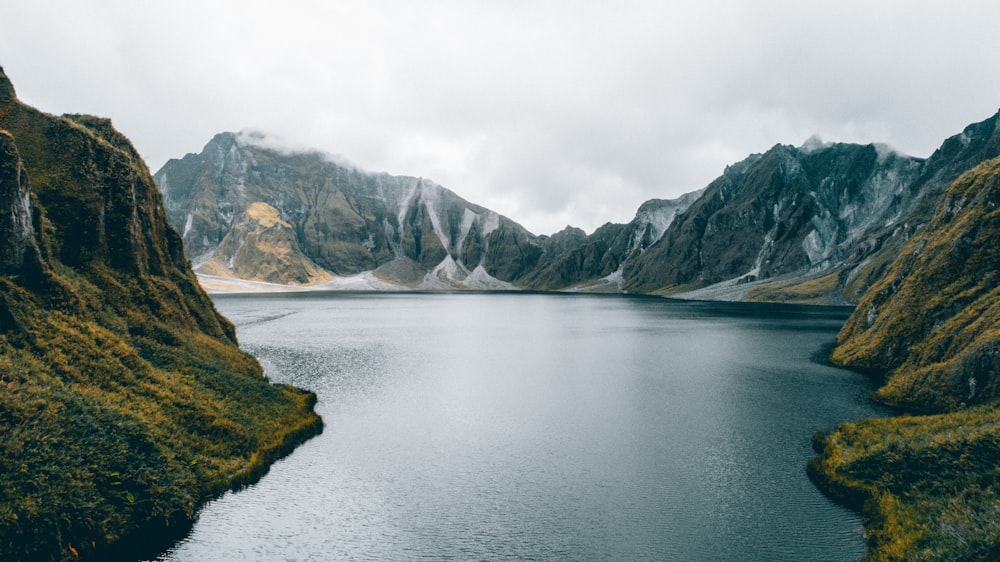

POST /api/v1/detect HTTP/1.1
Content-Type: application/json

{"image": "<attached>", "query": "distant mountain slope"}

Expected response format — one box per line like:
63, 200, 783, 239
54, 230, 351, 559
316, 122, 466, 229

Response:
624, 111, 1000, 304
157, 113, 1000, 306
521, 192, 704, 291
0, 67, 320, 562
156, 132, 540, 289
156, 131, 705, 293
623, 141, 926, 298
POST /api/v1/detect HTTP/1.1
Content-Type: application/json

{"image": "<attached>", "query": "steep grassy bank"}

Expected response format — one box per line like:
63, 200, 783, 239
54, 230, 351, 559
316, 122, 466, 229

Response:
812, 157, 1000, 560
0, 68, 322, 561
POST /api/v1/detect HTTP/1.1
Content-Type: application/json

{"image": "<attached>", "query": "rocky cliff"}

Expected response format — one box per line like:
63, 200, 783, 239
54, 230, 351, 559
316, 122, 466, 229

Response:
520, 192, 704, 291
0, 67, 321, 562
623, 140, 926, 300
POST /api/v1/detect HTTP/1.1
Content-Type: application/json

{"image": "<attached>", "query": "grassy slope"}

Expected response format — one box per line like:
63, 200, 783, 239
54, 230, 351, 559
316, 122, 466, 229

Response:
811, 158, 1000, 560
0, 72, 321, 561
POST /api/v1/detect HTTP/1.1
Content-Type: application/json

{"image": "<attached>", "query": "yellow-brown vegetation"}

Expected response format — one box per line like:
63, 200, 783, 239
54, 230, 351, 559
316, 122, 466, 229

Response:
813, 157, 1000, 560
0, 68, 321, 561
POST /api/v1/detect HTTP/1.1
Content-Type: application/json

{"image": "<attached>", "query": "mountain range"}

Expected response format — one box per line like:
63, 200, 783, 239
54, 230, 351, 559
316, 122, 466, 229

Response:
156, 111, 1000, 305
155, 131, 704, 293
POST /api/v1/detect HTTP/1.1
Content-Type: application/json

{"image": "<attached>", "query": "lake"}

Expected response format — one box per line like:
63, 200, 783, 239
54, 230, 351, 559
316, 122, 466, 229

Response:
152, 292, 886, 561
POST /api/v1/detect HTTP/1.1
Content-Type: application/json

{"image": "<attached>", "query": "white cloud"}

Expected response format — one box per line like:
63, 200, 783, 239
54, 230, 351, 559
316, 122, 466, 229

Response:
3, 0, 1000, 235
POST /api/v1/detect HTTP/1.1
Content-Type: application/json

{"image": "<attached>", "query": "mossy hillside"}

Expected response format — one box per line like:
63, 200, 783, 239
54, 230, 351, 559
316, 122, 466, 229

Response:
0, 68, 321, 561
809, 408, 1000, 561
812, 157, 1000, 560
832, 157, 1000, 411
0, 274, 321, 561
745, 269, 846, 305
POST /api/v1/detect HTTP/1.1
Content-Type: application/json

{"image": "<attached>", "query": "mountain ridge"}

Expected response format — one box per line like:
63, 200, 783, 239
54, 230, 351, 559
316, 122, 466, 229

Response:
157, 108, 1000, 304
155, 132, 706, 294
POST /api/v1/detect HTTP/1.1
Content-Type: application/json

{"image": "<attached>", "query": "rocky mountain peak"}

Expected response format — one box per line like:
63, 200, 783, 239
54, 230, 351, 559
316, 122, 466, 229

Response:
0, 66, 15, 107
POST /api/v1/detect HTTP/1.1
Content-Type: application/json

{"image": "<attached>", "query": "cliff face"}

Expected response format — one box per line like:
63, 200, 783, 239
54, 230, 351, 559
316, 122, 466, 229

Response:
622, 141, 927, 297
0, 67, 321, 562
0, 130, 39, 278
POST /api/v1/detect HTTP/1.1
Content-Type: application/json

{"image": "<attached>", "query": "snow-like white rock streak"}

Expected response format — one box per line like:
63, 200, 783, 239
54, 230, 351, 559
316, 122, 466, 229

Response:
455, 208, 478, 257
480, 211, 501, 238
464, 265, 516, 290
602, 268, 625, 291
422, 255, 469, 289
420, 181, 452, 250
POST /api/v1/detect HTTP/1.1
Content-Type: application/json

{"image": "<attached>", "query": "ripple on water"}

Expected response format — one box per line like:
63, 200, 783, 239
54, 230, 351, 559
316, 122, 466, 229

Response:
154, 293, 883, 561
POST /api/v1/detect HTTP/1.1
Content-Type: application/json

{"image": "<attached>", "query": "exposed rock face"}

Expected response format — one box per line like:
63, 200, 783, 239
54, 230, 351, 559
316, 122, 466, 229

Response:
200, 201, 332, 285
522, 191, 703, 291
832, 156, 1000, 412
623, 142, 926, 296
0, 67, 320, 562
835, 111, 1000, 301
622, 112, 1000, 302
0, 131, 40, 278
156, 132, 540, 288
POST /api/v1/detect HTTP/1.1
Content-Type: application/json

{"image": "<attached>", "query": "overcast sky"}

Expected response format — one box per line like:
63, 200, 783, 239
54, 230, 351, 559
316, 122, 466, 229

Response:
3, 1, 1000, 235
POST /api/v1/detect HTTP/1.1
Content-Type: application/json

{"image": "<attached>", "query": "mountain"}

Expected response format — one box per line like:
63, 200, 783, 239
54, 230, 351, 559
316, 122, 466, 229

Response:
809, 156, 1000, 560
623, 140, 926, 301
520, 192, 704, 291
156, 131, 707, 293
158, 112, 1000, 304
623, 112, 1000, 304
156, 131, 542, 290
0, 67, 321, 561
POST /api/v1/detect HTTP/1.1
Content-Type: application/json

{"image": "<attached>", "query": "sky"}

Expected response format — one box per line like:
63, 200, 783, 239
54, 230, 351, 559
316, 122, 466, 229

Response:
3, 1, 1000, 236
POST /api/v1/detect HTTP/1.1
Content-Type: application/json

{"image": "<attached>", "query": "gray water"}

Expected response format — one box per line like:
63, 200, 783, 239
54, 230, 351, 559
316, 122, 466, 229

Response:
154, 292, 886, 561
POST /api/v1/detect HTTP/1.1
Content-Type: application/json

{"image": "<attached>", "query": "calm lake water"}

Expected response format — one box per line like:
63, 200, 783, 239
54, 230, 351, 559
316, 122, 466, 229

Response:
153, 293, 886, 561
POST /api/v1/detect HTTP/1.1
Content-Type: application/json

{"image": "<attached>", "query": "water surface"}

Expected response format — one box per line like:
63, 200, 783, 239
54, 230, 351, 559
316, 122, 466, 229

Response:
155, 293, 885, 561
